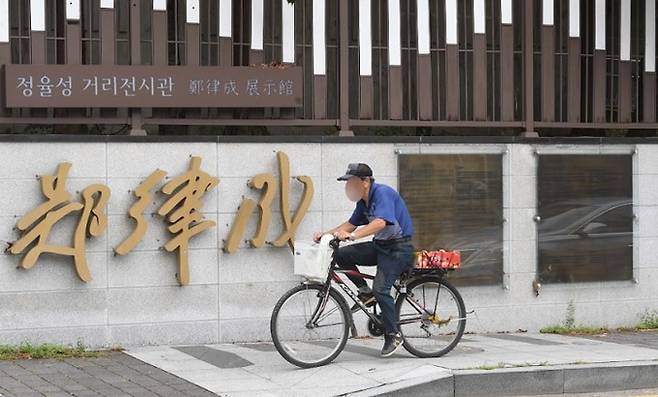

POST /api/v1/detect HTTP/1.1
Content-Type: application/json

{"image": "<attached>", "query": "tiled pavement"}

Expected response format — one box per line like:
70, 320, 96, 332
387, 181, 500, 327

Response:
1, 331, 657, 396
0, 352, 216, 397
580, 330, 658, 350
125, 332, 658, 396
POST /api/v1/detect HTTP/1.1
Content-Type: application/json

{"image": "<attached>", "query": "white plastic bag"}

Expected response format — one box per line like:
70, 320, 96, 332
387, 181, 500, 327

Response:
293, 234, 334, 281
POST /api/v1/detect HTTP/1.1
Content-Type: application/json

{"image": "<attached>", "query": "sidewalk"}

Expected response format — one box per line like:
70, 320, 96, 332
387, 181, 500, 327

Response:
0, 352, 216, 396
123, 331, 658, 397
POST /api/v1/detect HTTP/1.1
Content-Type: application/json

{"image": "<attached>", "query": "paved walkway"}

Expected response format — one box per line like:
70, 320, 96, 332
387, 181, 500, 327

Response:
0, 352, 216, 397
124, 331, 658, 396
0, 331, 656, 396
518, 390, 658, 397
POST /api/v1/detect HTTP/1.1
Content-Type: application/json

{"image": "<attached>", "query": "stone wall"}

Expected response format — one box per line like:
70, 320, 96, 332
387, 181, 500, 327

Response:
0, 141, 655, 348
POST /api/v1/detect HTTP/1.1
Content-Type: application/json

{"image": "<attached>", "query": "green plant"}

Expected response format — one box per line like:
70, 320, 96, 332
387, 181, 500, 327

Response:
564, 300, 576, 329
476, 362, 507, 370
638, 309, 658, 330
474, 361, 551, 371
540, 325, 608, 335
540, 300, 607, 335
0, 342, 106, 360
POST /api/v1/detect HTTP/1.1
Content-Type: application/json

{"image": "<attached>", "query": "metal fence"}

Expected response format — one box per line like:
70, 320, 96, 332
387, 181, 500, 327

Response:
0, 0, 656, 134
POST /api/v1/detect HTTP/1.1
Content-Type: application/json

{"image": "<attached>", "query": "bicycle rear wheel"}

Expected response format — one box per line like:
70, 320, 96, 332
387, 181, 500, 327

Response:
396, 276, 466, 358
270, 283, 350, 368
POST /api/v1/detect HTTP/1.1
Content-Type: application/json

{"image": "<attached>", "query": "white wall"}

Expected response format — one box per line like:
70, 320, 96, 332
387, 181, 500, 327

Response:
0, 142, 656, 348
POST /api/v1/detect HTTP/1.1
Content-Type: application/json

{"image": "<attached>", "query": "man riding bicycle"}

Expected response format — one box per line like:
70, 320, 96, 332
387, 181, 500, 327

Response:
313, 163, 415, 357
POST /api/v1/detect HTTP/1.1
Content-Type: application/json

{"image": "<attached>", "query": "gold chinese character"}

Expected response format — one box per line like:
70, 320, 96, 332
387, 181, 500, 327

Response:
157, 157, 218, 286
224, 152, 313, 254
8, 162, 110, 282
114, 169, 167, 256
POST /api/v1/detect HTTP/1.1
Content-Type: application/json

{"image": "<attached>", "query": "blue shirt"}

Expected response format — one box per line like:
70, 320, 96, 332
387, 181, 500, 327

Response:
348, 182, 414, 240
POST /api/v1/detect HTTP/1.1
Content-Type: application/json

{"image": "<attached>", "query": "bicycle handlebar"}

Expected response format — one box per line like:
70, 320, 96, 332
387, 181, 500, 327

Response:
315, 235, 349, 249
328, 236, 342, 249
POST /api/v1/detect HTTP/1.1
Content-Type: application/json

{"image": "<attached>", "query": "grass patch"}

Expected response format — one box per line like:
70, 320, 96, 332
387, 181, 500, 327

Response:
539, 325, 608, 335
0, 341, 107, 361
476, 362, 507, 371
474, 361, 550, 371
540, 301, 608, 335
637, 310, 658, 330
542, 302, 658, 335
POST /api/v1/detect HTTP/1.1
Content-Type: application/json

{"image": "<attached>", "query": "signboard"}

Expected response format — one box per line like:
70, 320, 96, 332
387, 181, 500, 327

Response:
4, 65, 303, 108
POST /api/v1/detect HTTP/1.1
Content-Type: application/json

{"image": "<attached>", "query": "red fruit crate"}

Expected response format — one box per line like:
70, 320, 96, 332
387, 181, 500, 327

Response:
415, 249, 461, 270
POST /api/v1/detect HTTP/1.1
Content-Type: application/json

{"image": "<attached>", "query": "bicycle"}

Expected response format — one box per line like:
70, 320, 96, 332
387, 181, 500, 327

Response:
270, 237, 467, 368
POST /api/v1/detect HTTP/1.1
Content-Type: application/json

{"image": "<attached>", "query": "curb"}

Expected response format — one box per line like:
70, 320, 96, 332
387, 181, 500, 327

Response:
348, 360, 658, 397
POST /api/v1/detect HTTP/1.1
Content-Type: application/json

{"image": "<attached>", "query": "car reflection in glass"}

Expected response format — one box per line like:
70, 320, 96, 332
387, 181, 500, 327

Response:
440, 198, 633, 286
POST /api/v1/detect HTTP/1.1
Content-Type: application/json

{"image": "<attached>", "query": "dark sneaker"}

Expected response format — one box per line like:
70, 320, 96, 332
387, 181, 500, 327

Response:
381, 333, 404, 357
350, 292, 376, 312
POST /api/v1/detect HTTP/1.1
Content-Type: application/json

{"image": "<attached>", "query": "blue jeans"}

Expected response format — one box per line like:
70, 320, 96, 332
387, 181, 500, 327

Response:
334, 240, 415, 334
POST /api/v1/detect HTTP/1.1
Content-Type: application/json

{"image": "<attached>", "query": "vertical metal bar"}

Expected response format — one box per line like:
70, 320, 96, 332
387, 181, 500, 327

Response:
129, 0, 144, 134
31, 0, 46, 64
417, 0, 432, 120
0, 0, 9, 117
358, 0, 373, 119
644, 74, 656, 122
388, 0, 402, 120
592, 0, 606, 122
473, 0, 487, 120
99, 2, 115, 120
130, 0, 141, 64
217, 0, 233, 119
63, 0, 82, 123
618, 0, 631, 122
150, 1, 167, 131
445, 0, 459, 120
282, 0, 295, 63
186, 0, 200, 66
473, 34, 487, 121
153, 1, 167, 65
339, 0, 350, 133
618, 62, 631, 122
313, 0, 327, 119
592, 50, 606, 122
566, 0, 580, 122
500, 0, 514, 121
445, 44, 459, 120
644, 0, 656, 122
100, 3, 115, 64
523, 0, 534, 134
280, 0, 295, 119
567, 37, 581, 122
219, 0, 232, 66
250, 0, 264, 64
541, 25, 555, 121
66, 1, 81, 64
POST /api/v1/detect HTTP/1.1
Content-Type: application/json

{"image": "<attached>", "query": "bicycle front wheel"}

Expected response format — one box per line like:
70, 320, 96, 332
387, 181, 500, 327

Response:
396, 276, 466, 358
270, 283, 350, 368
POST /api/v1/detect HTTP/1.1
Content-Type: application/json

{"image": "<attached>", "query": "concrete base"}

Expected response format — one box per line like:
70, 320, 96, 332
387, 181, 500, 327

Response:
363, 361, 658, 397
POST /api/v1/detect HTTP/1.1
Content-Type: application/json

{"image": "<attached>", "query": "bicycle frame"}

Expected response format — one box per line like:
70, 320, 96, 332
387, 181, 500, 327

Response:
306, 248, 444, 332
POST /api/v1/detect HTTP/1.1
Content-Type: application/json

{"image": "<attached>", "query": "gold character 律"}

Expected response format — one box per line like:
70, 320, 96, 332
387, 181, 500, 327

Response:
157, 157, 219, 286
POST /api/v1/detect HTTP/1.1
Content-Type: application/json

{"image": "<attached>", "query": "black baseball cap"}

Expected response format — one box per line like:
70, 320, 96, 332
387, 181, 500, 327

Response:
337, 163, 373, 181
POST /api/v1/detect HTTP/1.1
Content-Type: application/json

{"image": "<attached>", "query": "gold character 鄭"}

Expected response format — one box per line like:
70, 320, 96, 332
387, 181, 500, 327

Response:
8, 162, 110, 282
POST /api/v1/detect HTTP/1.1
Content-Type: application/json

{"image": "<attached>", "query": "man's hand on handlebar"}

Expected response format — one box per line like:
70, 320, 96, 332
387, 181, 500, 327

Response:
332, 230, 354, 241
